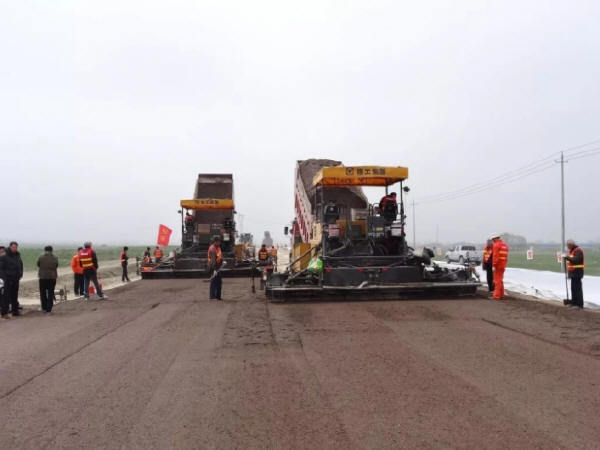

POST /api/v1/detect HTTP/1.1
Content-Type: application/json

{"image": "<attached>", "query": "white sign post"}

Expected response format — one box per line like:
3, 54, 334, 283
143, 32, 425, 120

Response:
526, 247, 534, 260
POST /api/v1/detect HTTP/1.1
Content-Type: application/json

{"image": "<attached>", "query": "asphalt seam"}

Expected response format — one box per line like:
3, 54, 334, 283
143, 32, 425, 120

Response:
481, 318, 600, 359
0, 303, 160, 401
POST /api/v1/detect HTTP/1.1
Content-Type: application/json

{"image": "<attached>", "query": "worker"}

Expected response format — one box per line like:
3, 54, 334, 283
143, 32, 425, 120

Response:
564, 239, 585, 309
482, 239, 494, 293
2, 242, 23, 316
154, 246, 164, 263
185, 210, 194, 227
258, 244, 269, 265
143, 247, 152, 264
0, 246, 8, 319
379, 192, 397, 210
37, 245, 58, 314
379, 192, 398, 223
71, 247, 84, 296
491, 233, 509, 300
207, 236, 223, 300
79, 242, 107, 300
269, 246, 278, 262
120, 246, 130, 282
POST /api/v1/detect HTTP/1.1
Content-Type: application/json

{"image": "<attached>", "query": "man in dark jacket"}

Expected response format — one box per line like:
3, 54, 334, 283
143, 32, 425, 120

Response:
0, 246, 9, 319
3, 241, 23, 316
37, 245, 59, 313
207, 237, 223, 300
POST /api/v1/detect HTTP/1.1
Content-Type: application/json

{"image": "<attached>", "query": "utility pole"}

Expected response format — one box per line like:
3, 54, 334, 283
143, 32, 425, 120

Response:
412, 199, 416, 248
557, 151, 569, 300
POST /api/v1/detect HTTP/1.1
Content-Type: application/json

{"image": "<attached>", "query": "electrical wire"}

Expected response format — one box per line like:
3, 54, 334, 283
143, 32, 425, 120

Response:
416, 140, 600, 205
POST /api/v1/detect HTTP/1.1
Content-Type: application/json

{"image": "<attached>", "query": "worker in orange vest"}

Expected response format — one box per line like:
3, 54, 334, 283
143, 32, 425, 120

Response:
269, 246, 278, 261
481, 239, 494, 293
79, 242, 106, 299
207, 236, 223, 300
154, 246, 164, 263
563, 239, 585, 309
258, 245, 269, 265
71, 247, 85, 296
491, 233, 509, 300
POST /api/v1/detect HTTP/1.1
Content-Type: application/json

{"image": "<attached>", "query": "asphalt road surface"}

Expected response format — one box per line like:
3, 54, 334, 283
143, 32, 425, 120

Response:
1, 278, 600, 449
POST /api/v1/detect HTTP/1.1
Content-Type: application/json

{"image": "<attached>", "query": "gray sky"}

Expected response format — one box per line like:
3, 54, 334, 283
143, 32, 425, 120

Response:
2, 0, 599, 247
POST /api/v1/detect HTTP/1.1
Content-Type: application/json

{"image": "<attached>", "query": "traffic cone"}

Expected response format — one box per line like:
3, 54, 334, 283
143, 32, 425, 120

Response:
89, 277, 103, 295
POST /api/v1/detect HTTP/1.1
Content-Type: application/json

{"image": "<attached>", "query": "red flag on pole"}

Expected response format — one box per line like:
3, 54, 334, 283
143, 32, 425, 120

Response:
157, 224, 172, 246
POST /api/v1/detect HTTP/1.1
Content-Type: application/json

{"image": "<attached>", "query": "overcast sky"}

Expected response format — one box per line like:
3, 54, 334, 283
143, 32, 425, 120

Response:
2, 0, 599, 247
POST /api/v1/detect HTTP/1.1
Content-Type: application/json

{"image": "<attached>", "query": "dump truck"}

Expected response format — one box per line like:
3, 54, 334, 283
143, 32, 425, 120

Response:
265, 159, 480, 300
141, 174, 258, 279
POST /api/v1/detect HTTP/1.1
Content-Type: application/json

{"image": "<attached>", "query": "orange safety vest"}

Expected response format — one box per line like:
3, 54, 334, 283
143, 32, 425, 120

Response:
258, 248, 269, 261
492, 239, 509, 269
566, 247, 585, 272
270, 247, 277, 257
78, 248, 95, 270
120, 251, 128, 264
71, 254, 84, 275
482, 246, 493, 264
154, 248, 163, 258
207, 245, 223, 264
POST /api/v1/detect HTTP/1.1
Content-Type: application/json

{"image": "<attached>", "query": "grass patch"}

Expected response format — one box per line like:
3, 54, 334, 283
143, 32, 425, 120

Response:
503, 247, 600, 276
17, 246, 177, 272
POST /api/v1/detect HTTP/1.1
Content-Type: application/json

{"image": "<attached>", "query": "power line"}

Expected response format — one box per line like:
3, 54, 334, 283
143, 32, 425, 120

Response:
416, 140, 600, 205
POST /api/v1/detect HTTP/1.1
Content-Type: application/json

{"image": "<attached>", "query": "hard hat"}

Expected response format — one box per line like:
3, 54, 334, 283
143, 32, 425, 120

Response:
490, 233, 501, 240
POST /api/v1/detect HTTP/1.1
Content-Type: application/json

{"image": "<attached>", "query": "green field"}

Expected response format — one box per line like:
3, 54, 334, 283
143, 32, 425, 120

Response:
17, 246, 177, 272
506, 247, 600, 276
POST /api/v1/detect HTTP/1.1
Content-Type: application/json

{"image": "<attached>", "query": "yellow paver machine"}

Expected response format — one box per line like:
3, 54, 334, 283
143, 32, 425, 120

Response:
141, 174, 259, 279
265, 160, 480, 301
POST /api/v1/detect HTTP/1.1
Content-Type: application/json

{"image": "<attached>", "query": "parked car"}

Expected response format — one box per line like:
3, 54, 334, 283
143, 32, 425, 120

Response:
445, 245, 481, 264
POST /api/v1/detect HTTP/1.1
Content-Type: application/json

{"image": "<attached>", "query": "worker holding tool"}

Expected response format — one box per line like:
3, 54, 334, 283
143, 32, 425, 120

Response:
482, 239, 494, 293
154, 246, 164, 263
491, 233, 509, 300
563, 239, 585, 309
207, 236, 223, 300
71, 247, 84, 296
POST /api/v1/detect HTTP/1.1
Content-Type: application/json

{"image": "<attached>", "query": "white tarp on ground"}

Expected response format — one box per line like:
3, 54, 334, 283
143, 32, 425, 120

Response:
435, 261, 600, 309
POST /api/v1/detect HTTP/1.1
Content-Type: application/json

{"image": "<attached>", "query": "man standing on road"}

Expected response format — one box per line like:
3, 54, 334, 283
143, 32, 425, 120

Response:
120, 246, 130, 282
71, 247, 84, 296
79, 242, 107, 300
37, 245, 58, 314
564, 239, 585, 309
207, 237, 223, 301
0, 247, 9, 319
258, 244, 269, 265
3, 242, 23, 316
482, 239, 494, 294
491, 233, 509, 300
